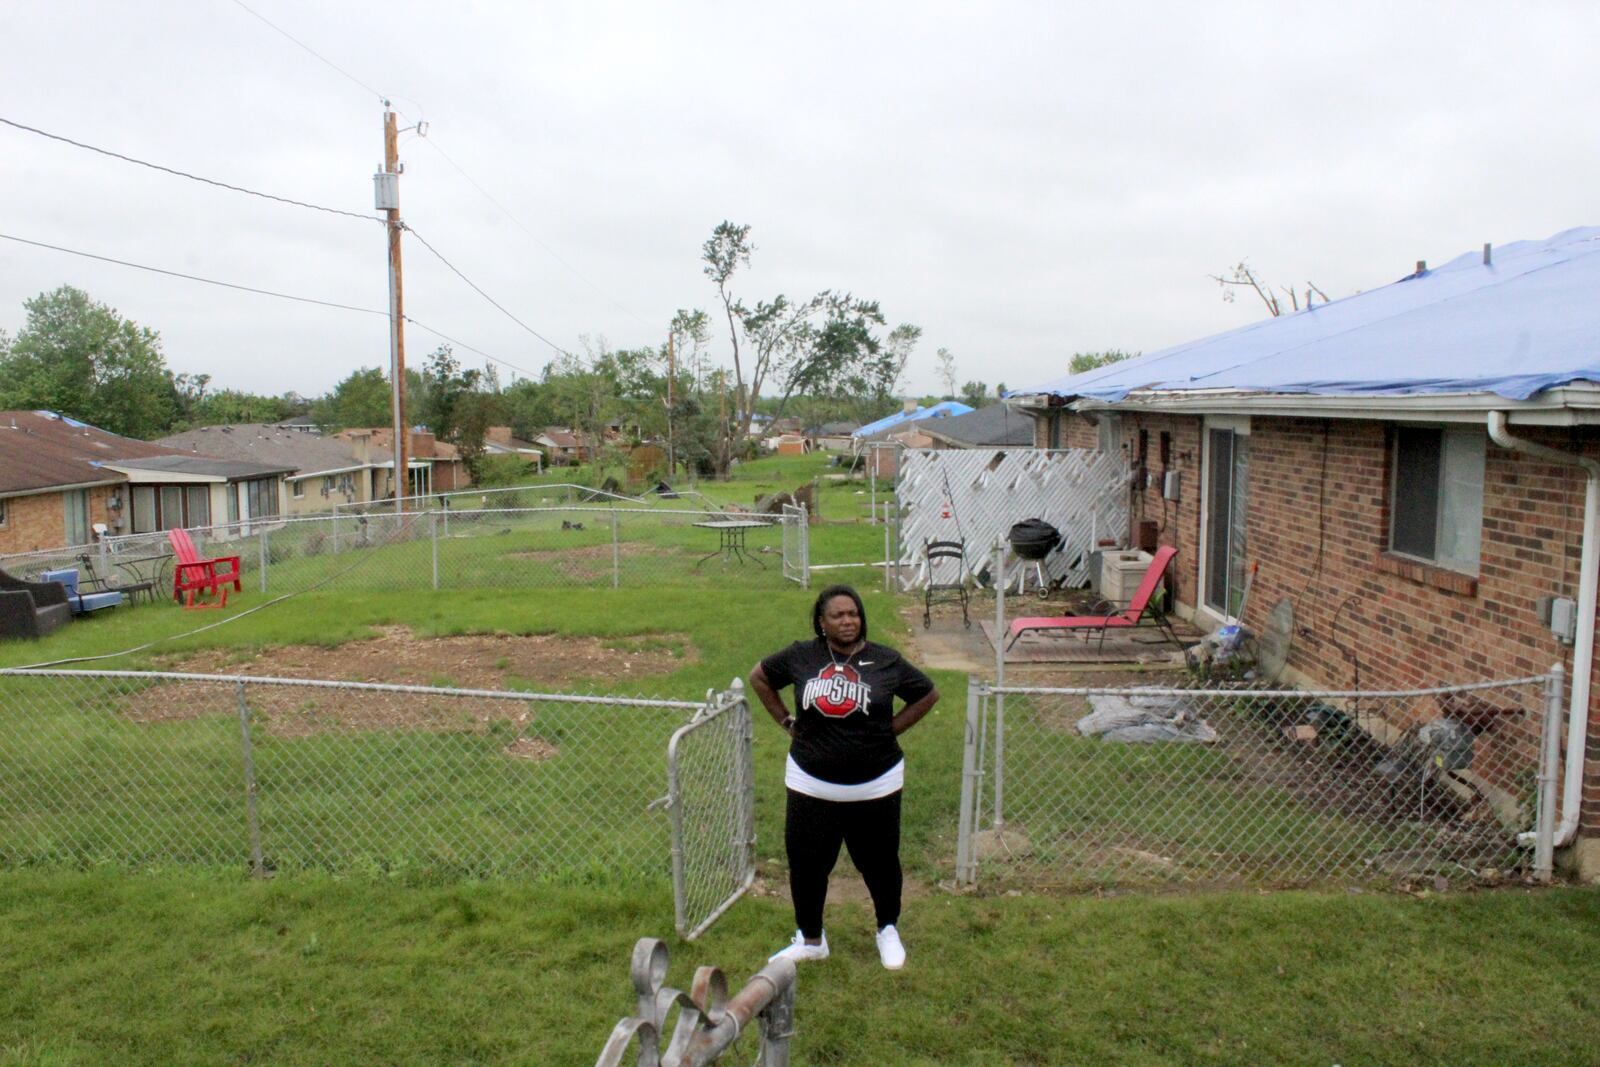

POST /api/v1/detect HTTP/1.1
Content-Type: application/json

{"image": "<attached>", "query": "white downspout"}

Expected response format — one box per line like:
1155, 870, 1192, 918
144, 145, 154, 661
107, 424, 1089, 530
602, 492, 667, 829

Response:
1487, 411, 1597, 847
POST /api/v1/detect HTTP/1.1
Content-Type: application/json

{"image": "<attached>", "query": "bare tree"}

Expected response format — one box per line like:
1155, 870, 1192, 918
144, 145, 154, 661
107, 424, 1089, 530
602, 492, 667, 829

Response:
935, 347, 958, 398
1211, 261, 1328, 317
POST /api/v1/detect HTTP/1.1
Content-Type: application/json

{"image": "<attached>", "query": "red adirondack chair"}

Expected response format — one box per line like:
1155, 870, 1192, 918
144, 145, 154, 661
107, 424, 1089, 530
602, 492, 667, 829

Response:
168, 528, 241, 609
1005, 544, 1179, 652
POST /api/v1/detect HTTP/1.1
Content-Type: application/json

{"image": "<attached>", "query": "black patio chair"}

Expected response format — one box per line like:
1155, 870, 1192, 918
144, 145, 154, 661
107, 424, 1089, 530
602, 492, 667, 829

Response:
923, 538, 971, 629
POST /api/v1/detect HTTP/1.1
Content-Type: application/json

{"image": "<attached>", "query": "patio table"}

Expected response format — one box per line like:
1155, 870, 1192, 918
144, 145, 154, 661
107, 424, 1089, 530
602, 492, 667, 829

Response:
110, 553, 173, 605
691, 519, 773, 569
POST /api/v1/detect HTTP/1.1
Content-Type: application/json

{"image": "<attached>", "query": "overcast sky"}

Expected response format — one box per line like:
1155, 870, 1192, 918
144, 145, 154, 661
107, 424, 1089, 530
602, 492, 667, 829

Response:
4, 1, 1599, 404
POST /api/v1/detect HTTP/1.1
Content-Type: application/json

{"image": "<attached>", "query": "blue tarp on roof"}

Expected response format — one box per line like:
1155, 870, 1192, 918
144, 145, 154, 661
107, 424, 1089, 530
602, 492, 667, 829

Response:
853, 401, 974, 438
1014, 226, 1600, 404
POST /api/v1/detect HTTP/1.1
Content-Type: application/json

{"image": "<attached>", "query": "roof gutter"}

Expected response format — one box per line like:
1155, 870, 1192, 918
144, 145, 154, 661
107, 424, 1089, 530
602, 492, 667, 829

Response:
1487, 410, 1596, 850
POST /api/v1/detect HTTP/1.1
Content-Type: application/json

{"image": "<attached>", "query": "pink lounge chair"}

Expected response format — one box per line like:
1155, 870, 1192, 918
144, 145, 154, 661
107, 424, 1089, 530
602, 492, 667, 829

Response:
1004, 544, 1180, 652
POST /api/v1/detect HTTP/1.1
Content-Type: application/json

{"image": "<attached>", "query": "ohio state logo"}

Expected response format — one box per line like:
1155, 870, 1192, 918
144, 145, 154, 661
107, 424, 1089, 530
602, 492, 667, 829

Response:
802, 664, 872, 718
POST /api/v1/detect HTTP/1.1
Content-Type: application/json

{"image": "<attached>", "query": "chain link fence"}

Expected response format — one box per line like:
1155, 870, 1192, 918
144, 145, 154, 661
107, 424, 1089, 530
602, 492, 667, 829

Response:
668, 685, 756, 940
0, 669, 756, 920
331, 481, 726, 516
3, 505, 809, 599
956, 674, 1559, 891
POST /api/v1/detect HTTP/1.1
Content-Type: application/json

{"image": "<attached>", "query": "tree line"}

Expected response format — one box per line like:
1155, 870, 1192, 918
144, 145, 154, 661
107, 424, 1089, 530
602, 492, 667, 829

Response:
0, 221, 1028, 480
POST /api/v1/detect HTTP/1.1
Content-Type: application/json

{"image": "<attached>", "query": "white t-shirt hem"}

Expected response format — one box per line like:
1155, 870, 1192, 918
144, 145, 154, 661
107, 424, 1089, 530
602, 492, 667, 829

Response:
785, 754, 904, 801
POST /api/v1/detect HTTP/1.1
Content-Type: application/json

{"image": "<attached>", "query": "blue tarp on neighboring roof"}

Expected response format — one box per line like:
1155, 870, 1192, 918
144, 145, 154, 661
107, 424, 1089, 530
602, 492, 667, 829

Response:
1013, 226, 1600, 404
853, 400, 974, 438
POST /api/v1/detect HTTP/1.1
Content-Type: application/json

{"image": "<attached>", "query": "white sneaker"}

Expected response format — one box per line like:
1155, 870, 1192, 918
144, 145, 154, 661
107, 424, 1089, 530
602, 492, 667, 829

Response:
875, 924, 906, 970
769, 930, 829, 963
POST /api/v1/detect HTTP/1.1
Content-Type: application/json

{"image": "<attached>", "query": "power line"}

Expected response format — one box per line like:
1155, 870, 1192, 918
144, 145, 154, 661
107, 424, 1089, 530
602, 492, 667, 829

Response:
403, 224, 572, 358
403, 318, 545, 381
0, 116, 380, 224
226, 0, 387, 104
0, 230, 544, 382
418, 137, 653, 329
0, 231, 386, 316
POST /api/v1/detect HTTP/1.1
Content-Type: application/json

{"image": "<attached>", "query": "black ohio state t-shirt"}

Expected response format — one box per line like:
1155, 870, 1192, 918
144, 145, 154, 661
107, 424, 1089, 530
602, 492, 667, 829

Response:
759, 639, 935, 786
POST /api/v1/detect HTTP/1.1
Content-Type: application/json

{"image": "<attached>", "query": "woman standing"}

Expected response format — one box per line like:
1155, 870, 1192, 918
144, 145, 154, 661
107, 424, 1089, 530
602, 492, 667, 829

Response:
749, 584, 939, 970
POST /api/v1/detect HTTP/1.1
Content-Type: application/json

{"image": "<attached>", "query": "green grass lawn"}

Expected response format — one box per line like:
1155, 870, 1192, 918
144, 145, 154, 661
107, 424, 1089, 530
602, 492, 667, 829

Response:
0, 870, 1594, 1065
2, 454, 1597, 1063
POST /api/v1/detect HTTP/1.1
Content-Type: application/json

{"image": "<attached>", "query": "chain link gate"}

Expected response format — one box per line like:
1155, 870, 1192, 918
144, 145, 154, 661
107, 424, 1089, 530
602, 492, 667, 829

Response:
780, 503, 809, 587
667, 682, 757, 940
957, 673, 1561, 890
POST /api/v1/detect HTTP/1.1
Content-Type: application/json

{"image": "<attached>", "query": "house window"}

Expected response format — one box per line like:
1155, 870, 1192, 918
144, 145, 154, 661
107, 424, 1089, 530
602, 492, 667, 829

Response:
64, 489, 91, 546
1390, 426, 1484, 575
186, 486, 211, 529
292, 479, 306, 500
244, 478, 280, 519
131, 483, 217, 533
0, 497, 8, 527
1096, 413, 1122, 454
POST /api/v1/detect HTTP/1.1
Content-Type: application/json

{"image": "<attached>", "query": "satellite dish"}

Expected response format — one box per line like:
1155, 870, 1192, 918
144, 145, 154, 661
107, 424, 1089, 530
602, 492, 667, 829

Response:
1255, 598, 1295, 683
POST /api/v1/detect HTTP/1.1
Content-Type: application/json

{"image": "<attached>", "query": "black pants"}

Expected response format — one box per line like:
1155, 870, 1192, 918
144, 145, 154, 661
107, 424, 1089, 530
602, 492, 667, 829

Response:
785, 788, 902, 939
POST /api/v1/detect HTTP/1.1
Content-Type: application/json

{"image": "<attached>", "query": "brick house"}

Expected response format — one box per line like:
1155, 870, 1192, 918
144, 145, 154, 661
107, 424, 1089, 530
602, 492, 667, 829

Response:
0, 410, 290, 554
156, 424, 400, 515
333, 428, 468, 495
1009, 227, 1600, 880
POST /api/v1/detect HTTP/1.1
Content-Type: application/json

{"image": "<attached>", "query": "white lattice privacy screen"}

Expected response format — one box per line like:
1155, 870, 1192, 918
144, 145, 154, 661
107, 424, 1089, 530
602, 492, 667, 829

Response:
895, 448, 1129, 589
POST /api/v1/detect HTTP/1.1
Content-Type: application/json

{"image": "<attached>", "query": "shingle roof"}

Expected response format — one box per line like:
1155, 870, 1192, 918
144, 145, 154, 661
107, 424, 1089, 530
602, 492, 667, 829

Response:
916, 403, 1035, 447
104, 454, 296, 479
0, 410, 180, 495
155, 424, 392, 478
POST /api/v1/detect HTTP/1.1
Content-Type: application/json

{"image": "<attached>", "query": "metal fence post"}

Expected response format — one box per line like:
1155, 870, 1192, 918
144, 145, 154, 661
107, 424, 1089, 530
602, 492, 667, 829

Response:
800, 504, 810, 589
441, 496, 450, 538
956, 677, 981, 885
883, 508, 892, 592
1534, 663, 1566, 881
732, 679, 756, 880
992, 539, 1006, 829
430, 510, 440, 591
258, 529, 269, 594
236, 681, 266, 878
611, 508, 621, 589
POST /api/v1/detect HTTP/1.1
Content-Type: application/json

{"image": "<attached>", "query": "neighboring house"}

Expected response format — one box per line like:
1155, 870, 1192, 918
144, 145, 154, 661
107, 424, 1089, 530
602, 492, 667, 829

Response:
535, 428, 596, 465
274, 416, 320, 433
482, 426, 544, 473
156, 424, 398, 515
916, 402, 1035, 450
851, 401, 980, 478
0, 410, 290, 554
99, 455, 295, 534
333, 428, 466, 496
852, 400, 974, 446
1008, 226, 1600, 880
810, 421, 861, 451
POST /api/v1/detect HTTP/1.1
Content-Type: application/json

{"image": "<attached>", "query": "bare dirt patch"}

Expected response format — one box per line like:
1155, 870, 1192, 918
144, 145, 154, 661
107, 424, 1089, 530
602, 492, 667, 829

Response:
157, 624, 694, 689
124, 626, 696, 743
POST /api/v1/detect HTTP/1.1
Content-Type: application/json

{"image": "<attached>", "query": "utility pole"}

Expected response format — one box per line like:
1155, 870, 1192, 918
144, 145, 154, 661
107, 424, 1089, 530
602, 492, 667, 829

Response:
375, 105, 409, 515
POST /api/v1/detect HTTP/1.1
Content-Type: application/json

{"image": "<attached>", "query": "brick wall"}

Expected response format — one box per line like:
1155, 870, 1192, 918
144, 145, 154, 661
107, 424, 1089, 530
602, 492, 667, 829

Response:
0, 485, 123, 554
1032, 407, 1600, 839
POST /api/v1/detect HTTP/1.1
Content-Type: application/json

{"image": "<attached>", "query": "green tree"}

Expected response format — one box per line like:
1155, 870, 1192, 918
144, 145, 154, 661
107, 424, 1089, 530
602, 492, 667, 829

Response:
172, 373, 294, 429
0, 285, 179, 437
959, 380, 990, 407
311, 367, 394, 431
1068, 349, 1137, 375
